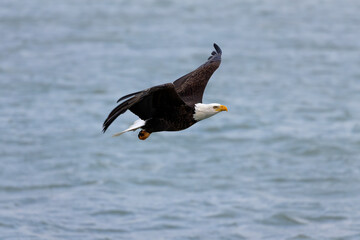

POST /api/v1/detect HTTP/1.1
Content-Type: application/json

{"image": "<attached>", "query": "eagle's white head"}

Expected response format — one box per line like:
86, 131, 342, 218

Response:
193, 103, 228, 121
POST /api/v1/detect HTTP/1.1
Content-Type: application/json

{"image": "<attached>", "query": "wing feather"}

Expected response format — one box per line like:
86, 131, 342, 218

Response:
103, 83, 186, 132
173, 43, 222, 107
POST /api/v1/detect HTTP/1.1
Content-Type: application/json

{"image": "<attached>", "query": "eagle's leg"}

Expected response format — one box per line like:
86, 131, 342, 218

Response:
138, 130, 151, 140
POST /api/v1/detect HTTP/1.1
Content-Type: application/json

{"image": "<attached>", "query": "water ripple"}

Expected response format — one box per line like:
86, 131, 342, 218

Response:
1, 0, 360, 239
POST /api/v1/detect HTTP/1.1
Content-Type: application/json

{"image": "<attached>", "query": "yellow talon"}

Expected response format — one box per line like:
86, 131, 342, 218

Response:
138, 130, 151, 140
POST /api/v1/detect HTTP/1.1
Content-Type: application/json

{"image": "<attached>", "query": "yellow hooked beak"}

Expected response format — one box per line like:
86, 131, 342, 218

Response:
216, 105, 228, 112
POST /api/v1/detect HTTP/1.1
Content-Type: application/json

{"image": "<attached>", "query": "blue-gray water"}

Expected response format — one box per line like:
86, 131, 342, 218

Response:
1, 0, 360, 239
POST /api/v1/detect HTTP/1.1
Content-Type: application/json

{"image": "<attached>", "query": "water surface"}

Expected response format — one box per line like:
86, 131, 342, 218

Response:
1, 0, 360, 239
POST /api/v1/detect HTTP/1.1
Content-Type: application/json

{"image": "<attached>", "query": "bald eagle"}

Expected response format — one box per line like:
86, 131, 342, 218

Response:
103, 43, 228, 140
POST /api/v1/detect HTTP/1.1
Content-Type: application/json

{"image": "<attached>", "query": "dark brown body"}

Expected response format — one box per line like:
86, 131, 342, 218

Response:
144, 105, 196, 133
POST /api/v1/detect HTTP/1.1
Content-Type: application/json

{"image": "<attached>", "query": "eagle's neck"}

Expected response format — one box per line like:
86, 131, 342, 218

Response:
193, 103, 219, 121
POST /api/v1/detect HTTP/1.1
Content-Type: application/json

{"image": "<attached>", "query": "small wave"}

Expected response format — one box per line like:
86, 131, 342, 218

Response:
260, 213, 306, 226
207, 210, 238, 219
136, 223, 184, 231
91, 209, 133, 217
306, 215, 346, 223
0, 183, 72, 192
131, 178, 174, 187
288, 234, 313, 240
0, 180, 97, 192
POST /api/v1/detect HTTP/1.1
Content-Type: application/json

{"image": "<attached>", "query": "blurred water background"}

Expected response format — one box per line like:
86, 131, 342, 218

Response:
1, 0, 360, 239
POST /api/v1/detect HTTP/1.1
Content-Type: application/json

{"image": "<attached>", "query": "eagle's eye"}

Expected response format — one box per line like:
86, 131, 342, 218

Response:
213, 106, 218, 109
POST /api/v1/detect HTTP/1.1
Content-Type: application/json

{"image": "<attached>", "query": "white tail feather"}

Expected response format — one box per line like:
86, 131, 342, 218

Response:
112, 119, 146, 137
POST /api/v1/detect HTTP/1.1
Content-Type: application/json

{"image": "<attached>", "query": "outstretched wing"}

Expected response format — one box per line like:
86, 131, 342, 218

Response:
173, 43, 222, 107
103, 83, 186, 132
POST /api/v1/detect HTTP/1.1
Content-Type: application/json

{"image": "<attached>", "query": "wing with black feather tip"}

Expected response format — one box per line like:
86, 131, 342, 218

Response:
103, 83, 186, 132
173, 43, 222, 107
